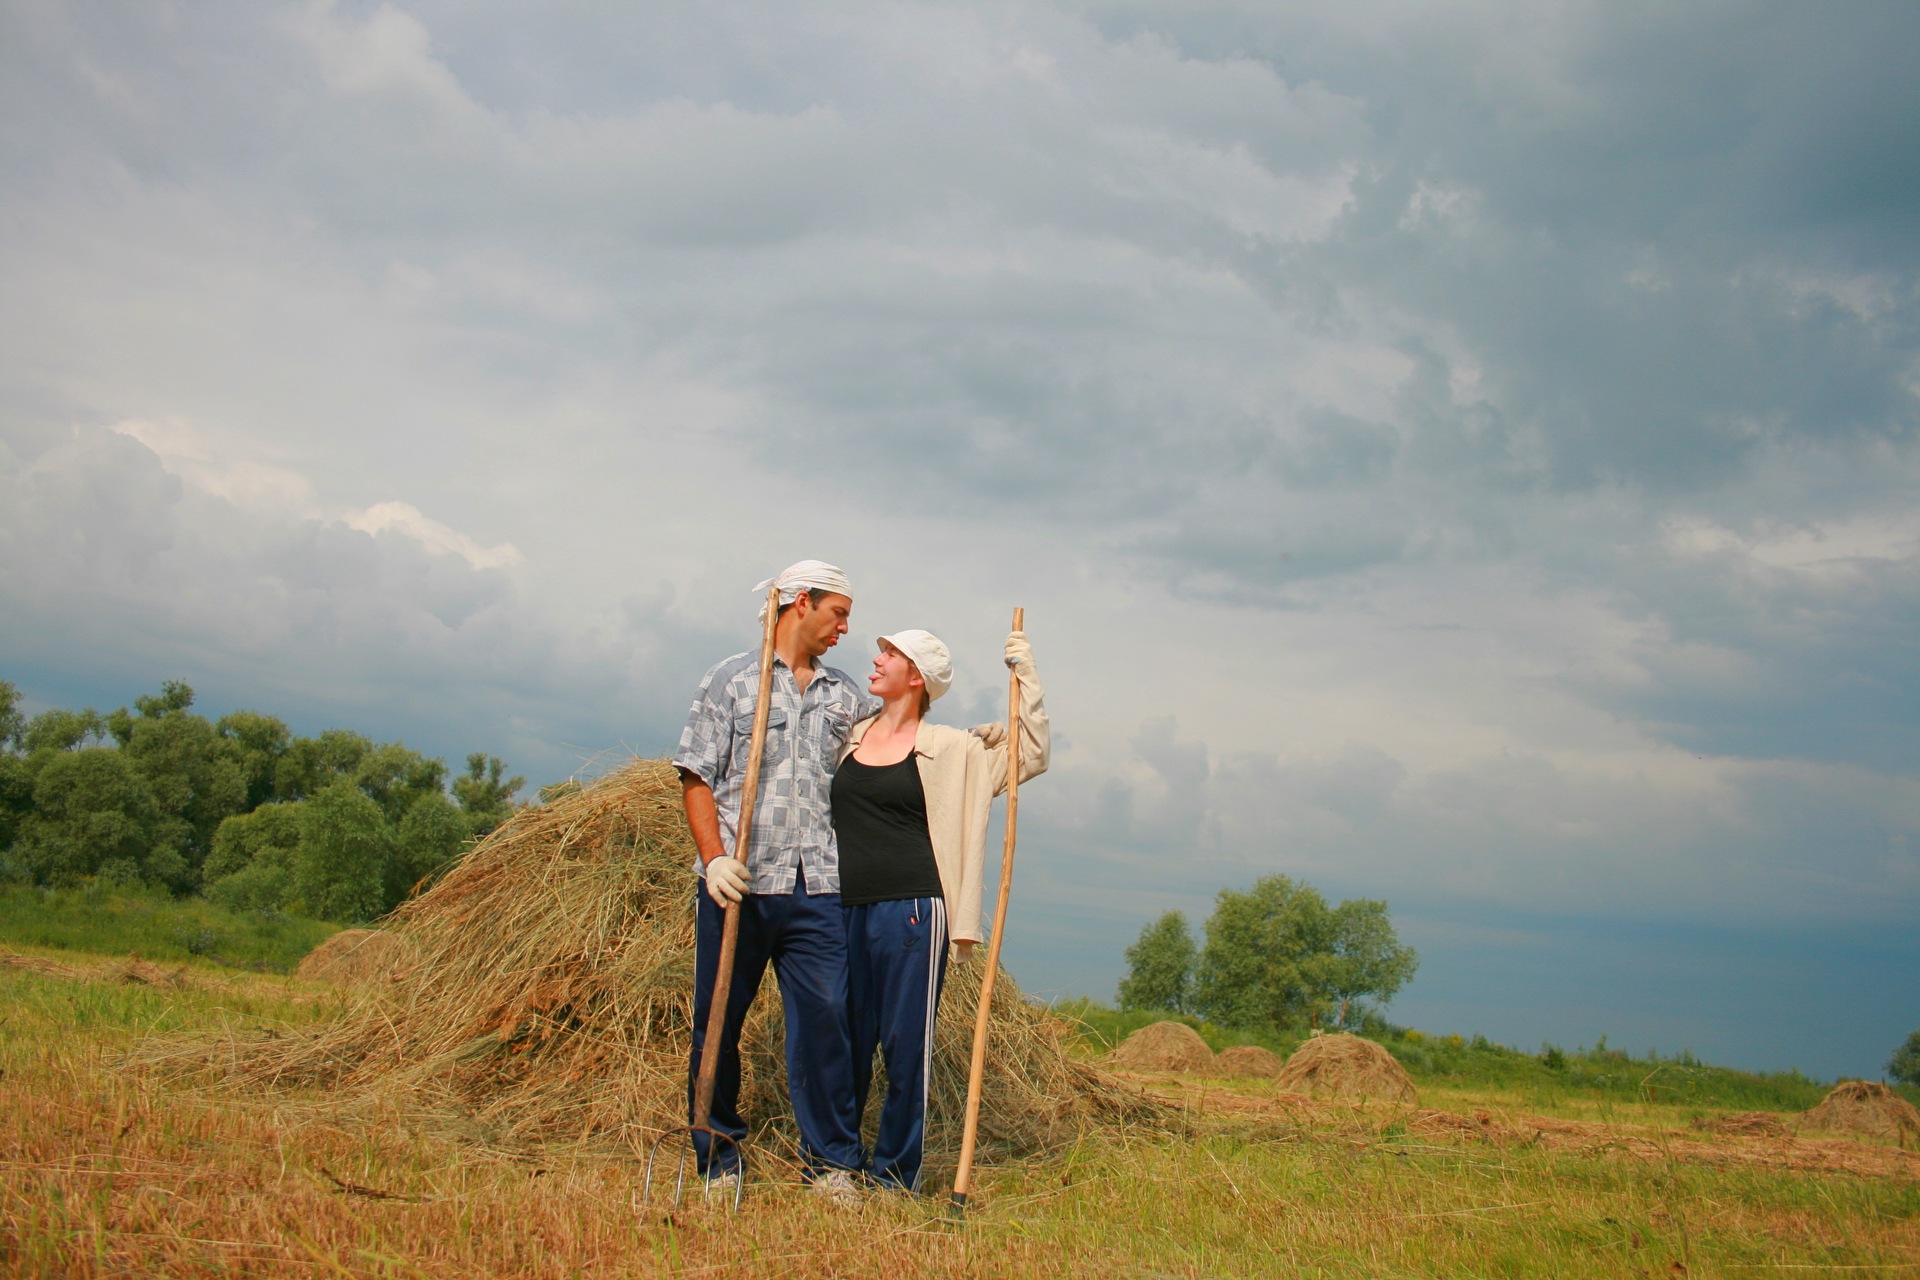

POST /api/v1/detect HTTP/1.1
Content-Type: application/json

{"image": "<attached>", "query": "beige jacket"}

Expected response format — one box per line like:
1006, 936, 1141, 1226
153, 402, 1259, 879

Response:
839, 658, 1049, 957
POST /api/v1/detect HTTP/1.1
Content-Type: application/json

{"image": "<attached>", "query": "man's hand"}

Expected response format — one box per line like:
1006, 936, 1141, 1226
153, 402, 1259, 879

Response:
704, 855, 750, 906
1004, 630, 1033, 669
953, 940, 976, 964
969, 723, 1007, 748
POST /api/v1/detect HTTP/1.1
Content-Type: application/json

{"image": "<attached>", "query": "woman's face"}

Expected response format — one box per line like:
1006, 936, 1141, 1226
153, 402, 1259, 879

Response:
868, 642, 922, 701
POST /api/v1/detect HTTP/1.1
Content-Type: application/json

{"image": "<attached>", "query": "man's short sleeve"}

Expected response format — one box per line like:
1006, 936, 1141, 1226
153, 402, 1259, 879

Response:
671, 659, 736, 790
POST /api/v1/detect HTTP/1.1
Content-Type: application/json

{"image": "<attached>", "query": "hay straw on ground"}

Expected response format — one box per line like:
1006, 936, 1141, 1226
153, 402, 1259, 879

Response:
1274, 1033, 1418, 1103
1110, 1022, 1216, 1074
1692, 1111, 1789, 1138
1215, 1045, 1285, 1078
156, 759, 1161, 1163
1802, 1081, 1920, 1144
3, 948, 186, 989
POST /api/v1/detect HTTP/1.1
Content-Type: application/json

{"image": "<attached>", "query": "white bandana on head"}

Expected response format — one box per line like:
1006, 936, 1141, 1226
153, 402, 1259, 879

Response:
753, 559, 853, 622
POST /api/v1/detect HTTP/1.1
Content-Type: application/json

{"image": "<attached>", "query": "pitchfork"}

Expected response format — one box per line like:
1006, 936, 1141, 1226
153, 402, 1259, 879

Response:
645, 584, 780, 1210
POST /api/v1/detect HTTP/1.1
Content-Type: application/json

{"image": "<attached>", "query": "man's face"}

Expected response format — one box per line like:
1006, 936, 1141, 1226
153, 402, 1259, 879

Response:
794, 592, 852, 657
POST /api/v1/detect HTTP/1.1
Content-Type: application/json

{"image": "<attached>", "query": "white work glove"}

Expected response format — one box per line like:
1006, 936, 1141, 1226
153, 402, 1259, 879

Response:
952, 940, 976, 964
703, 855, 749, 907
1004, 630, 1034, 671
969, 723, 1006, 748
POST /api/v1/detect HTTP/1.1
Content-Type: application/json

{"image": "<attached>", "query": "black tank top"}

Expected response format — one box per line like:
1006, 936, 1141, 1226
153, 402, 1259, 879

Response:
832, 753, 944, 906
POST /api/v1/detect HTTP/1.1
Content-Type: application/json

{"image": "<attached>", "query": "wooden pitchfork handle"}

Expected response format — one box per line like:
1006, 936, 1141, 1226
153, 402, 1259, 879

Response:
690, 584, 781, 1131
951, 606, 1023, 1215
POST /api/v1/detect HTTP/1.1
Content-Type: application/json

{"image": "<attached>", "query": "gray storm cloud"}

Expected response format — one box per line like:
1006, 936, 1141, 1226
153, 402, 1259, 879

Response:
2, 0, 1916, 1075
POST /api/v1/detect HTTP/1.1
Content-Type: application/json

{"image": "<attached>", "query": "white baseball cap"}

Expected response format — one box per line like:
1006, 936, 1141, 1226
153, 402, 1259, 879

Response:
876, 629, 953, 702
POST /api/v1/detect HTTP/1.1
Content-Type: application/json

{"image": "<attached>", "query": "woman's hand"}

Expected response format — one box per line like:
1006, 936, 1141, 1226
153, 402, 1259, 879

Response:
1004, 630, 1033, 669
953, 940, 976, 964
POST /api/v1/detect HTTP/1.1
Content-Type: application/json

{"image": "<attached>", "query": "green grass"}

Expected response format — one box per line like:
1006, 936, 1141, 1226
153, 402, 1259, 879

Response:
0, 882, 341, 972
1058, 999, 1916, 1112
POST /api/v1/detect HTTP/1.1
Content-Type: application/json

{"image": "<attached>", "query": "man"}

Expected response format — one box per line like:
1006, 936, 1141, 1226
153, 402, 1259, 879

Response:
672, 560, 880, 1199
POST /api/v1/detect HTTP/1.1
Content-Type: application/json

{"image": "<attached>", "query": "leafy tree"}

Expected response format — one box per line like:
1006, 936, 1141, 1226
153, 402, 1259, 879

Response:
1890, 1030, 1920, 1087
12, 748, 164, 887
391, 791, 469, 906
205, 802, 304, 882
352, 742, 446, 826
205, 802, 303, 914
215, 711, 291, 811
21, 707, 104, 755
0, 683, 27, 858
109, 684, 249, 886
0, 679, 23, 749
1193, 874, 1337, 1030
294, 780, 393, 922
453, 753, 524, 836
1117, 910, 1196, 1012
1324, 898, 1419, 1027
274, 729, 373, 803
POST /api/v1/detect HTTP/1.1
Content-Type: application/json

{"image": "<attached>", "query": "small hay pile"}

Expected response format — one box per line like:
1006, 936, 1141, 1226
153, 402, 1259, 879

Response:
1274, 1033, 1418, 1103
293, 929, 412, 986
1692, 1111, 1789, 1138
1111, 1022, 1216, 1074
178, 759, 1158, 1162
1802, 1081, 1920, 1143
1215, 1045, 1285, 1078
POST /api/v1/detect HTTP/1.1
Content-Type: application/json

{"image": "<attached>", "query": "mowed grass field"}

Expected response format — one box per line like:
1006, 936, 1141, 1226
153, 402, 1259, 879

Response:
3, 946, 1918, 1278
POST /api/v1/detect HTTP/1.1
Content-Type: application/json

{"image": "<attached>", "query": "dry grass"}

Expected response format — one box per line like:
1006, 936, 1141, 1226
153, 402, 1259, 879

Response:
1109, 1021, 1216, 1074
1215, 1045, 1284, 1078
1275, 1032, 1419, 1104
1804, 1081, 1920, 1145
6, 954, 1920, 1278
145, 759, 1161, 1171
291, 929, 411, 986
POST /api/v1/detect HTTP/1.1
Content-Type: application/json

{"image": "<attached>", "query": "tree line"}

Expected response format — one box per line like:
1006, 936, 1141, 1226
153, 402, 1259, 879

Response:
0, 678, 523, 922
1117, 874, 1419, 1032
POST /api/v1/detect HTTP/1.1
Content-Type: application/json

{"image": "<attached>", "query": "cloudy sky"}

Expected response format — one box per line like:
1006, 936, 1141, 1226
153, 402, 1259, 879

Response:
4, 1, 1916, 1079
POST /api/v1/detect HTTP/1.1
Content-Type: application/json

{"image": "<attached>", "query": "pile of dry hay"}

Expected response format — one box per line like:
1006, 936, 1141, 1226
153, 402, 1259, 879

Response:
1111, 1021, 1216, 1074
1691, 1111, 1789, 1138
179, 759, 1159, 1163
1802, 1081, 1920, 1143
1274, 1033, 1418, 1103
293, 929, 411, 986
1215, 1045, 1284, 1078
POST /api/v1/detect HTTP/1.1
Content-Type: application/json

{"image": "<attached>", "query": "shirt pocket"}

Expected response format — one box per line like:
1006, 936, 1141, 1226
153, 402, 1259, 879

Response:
731, 708, 788, 772
815, 706, 853, 763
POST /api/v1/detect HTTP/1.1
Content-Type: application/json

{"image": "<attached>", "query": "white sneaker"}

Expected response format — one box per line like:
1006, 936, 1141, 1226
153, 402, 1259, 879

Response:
703, 1169, 741, 1200
808, 1168, 862, 1204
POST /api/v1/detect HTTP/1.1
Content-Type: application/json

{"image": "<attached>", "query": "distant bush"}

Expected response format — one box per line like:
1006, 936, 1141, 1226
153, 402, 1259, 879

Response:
0, 883, 338, 972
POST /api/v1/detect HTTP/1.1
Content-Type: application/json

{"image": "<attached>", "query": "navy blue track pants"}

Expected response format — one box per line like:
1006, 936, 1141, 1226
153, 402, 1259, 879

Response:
844, 896, 949, 1192
688, 880, 862, 1177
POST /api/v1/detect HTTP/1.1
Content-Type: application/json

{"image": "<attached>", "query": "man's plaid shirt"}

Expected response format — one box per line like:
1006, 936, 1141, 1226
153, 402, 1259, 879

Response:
672, 651, 881, 895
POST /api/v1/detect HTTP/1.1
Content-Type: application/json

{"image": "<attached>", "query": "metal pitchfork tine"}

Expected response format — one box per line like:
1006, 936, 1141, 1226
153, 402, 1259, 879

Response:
645, 584, 781, 1211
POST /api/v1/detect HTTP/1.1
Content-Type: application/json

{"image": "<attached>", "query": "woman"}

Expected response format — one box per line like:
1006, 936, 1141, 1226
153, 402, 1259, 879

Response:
830, 626, 1048, 1193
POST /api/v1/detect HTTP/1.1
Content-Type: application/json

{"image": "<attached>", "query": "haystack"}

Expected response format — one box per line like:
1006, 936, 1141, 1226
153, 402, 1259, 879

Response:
1111, 1021, 1216, 1074
1216, 1045, 1284, 1078
293, 929, 411, 986
1801, 1081, 1920, 1143
1275, 1033, 1418, 1103
174, 759, 1158, 1162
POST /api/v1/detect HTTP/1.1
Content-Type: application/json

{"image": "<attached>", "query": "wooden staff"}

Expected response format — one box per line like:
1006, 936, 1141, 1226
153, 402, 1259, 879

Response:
951, 606, 1024, 1216
690, 585, 781, 1131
